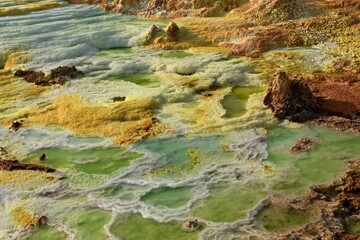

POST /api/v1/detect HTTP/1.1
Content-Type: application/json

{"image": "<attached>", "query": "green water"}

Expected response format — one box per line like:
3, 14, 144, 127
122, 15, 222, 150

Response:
141, 187, 192, 208
23, 147, 143, 175
160, 51, 193, 59
102, 73, 160, 86
141, 135, 223, 167
25, 226, 67, 240
191, 183, 266, 222
139, 134, 230, 175
64, 208, 112, 240
221, 86, 264, 118
267, 126, 360, 195
110, 214, 200, 240
257, 205, 311, 232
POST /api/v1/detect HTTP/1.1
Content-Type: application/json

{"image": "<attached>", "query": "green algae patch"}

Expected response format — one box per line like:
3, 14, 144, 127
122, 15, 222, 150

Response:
160, 51, 193, 59
141, 187, 192, 208
191, 183, 266, 223
23, 147, 143, 175
110, 214, 200, 240
221, 86, 264, 118
25, 226, 67, 240
64, 208, 111, 240
266, 126, 360, 195
345, 220, 360, 234
257, 205, 311, 232
102, 73, 160, 86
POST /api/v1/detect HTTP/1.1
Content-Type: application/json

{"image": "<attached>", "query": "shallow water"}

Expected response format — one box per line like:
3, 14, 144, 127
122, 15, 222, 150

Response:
0, 2, 360, 240
221, 86, 264, 118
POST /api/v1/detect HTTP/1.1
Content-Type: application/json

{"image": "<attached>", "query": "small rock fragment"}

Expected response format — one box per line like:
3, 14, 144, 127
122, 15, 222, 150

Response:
9, 121, 22, 131
290, 138, 316, 152
39, 153, 46, 161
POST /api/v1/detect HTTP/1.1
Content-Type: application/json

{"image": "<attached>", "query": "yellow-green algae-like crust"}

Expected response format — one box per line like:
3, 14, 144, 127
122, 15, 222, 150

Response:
0, 94, 168, 145
0, 1, 62, 16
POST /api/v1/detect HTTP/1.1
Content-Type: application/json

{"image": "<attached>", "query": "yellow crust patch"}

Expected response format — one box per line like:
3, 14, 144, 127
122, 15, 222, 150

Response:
0, 170, 59, 190
10, 204, 41, 229
4, 52, 29, 71
0, 70, 49, 116
0, 2, 60, 16
1, 94, 167, 145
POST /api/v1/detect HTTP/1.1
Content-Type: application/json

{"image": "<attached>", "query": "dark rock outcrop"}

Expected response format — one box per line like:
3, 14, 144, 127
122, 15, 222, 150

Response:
9, 120, 22, 131
280, 159, 360, 239
309, 116, 360, 133
14, 69, 45, 83
290, 138, 316, 152
14, 66, 83, 86
165, 21, 180, 40
50, 66, 84, 79
0, 148, 55, 173
264, 71, 320, 122
0, 159, 55, 173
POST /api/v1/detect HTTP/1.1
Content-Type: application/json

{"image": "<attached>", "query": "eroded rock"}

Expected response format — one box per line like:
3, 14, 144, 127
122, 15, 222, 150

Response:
290, 138, 316, 152
309, 116, 360, 133
50, 66, 84, 79
9, 120, 22, 131
14, 65, 83, 86
165, 21, 180, 40
264, 71, 320, 122
0, 160, 55, 173
279, 159, 360, 239
14, 69, 45, 83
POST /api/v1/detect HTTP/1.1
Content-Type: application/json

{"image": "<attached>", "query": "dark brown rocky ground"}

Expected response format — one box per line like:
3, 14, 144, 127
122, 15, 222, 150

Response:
290, 138, 316, 152
264, 69, 360, 132
14, 66, 83, 86
275, 159, 360, 239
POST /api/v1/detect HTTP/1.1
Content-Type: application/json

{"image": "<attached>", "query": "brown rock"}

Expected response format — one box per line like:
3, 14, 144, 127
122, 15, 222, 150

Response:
290, 138, 316, 152
309, 116, 360, 133
9, 120, 22, 131
264, 71, 320, 122
14, 69, 45, 84
66, 0, 245, 17
263, 159, 360, 239
307, 74, 360, 117
39, 153, 46, 161
147, 24, 161, 39
219, 27, 295, 57
14, 66, 83, 86
50, 66, 83, 79
0, 159, 55, 173
165, 21, 180, 40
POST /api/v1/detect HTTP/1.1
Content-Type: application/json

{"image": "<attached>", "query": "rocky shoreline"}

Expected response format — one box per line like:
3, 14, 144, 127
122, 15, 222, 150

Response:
269, 159, 360, 239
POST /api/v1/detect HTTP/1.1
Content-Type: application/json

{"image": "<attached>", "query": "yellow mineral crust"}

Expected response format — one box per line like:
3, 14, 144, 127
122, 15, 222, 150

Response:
0, 1, 61, 16
10, 203, 42, 229
0, 170, 58, 190
4, 52, 29, 71
2, 94, 167, 145
0, 70, 48, 115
